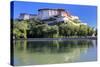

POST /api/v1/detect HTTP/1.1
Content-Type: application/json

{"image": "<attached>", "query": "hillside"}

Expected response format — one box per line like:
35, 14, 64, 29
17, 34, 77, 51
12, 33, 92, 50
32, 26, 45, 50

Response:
12, 16, 96, 39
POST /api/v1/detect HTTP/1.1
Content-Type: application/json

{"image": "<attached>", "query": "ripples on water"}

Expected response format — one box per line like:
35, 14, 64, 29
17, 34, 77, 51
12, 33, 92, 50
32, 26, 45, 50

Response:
13, 40, 97, 66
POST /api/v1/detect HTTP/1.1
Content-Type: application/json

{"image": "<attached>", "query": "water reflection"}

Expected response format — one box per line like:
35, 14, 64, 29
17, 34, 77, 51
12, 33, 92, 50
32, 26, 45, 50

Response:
13, 40, 97, 66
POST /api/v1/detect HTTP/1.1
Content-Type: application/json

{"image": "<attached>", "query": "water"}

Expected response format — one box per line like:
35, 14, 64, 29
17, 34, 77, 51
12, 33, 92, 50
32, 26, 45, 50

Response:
13, 39, 97, 66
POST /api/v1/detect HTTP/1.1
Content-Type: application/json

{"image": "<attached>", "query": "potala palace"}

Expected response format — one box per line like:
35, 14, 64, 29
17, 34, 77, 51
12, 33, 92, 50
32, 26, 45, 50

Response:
18, 8, 87, 25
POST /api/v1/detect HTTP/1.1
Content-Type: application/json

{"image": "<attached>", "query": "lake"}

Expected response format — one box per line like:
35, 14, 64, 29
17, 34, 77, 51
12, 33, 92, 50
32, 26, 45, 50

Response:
13, 39, 97, 66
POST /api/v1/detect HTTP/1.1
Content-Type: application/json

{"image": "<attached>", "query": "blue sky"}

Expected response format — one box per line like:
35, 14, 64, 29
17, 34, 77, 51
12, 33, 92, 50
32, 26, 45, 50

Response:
11, 1, 97, 27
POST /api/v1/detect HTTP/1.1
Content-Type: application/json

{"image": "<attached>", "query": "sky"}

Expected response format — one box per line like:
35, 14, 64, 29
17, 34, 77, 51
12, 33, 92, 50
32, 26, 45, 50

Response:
11, 1, 97, 27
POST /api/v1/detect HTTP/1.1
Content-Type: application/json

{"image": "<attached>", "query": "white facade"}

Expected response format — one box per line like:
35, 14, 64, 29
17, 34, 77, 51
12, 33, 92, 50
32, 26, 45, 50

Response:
38, 10, 50, 20
19, 13, 37, 20
19, 14, 30, 20
38, 9, 68, 20
71, 16, 79, 20
56, 17, 69, 22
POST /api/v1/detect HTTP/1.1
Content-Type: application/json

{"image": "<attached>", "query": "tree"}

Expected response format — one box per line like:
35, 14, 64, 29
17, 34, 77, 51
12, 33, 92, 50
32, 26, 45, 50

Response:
95, 28, 97, 36
77, 25, 88, 36
87, 26, 94, 36
13, 17, 95, 38
46, 25, 59, 38
13, 21, 28, 39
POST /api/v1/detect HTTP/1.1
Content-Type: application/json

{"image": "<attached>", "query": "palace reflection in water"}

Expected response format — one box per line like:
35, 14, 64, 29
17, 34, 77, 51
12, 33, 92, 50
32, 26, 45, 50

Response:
13, 40, 97, 66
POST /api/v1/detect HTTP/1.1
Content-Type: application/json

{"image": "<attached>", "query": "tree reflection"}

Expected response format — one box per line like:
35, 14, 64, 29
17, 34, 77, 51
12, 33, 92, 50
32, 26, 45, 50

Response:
13, 40, 97, 65
14, 40, 96, 53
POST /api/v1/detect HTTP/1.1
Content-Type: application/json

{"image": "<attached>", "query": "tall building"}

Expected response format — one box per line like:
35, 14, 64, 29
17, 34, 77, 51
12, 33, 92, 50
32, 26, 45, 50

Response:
38, 8, 71, 20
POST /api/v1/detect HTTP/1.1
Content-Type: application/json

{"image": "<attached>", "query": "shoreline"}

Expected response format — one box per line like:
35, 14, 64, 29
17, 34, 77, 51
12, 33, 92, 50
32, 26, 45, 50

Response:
13, 37, 97, 41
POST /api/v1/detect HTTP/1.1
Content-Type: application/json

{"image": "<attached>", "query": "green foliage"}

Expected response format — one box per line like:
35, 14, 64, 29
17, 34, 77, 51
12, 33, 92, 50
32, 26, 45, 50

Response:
13, 18, 95, 39
78, 25, 88, 36
13, 20, 28, 39
95, 29, 97, 36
